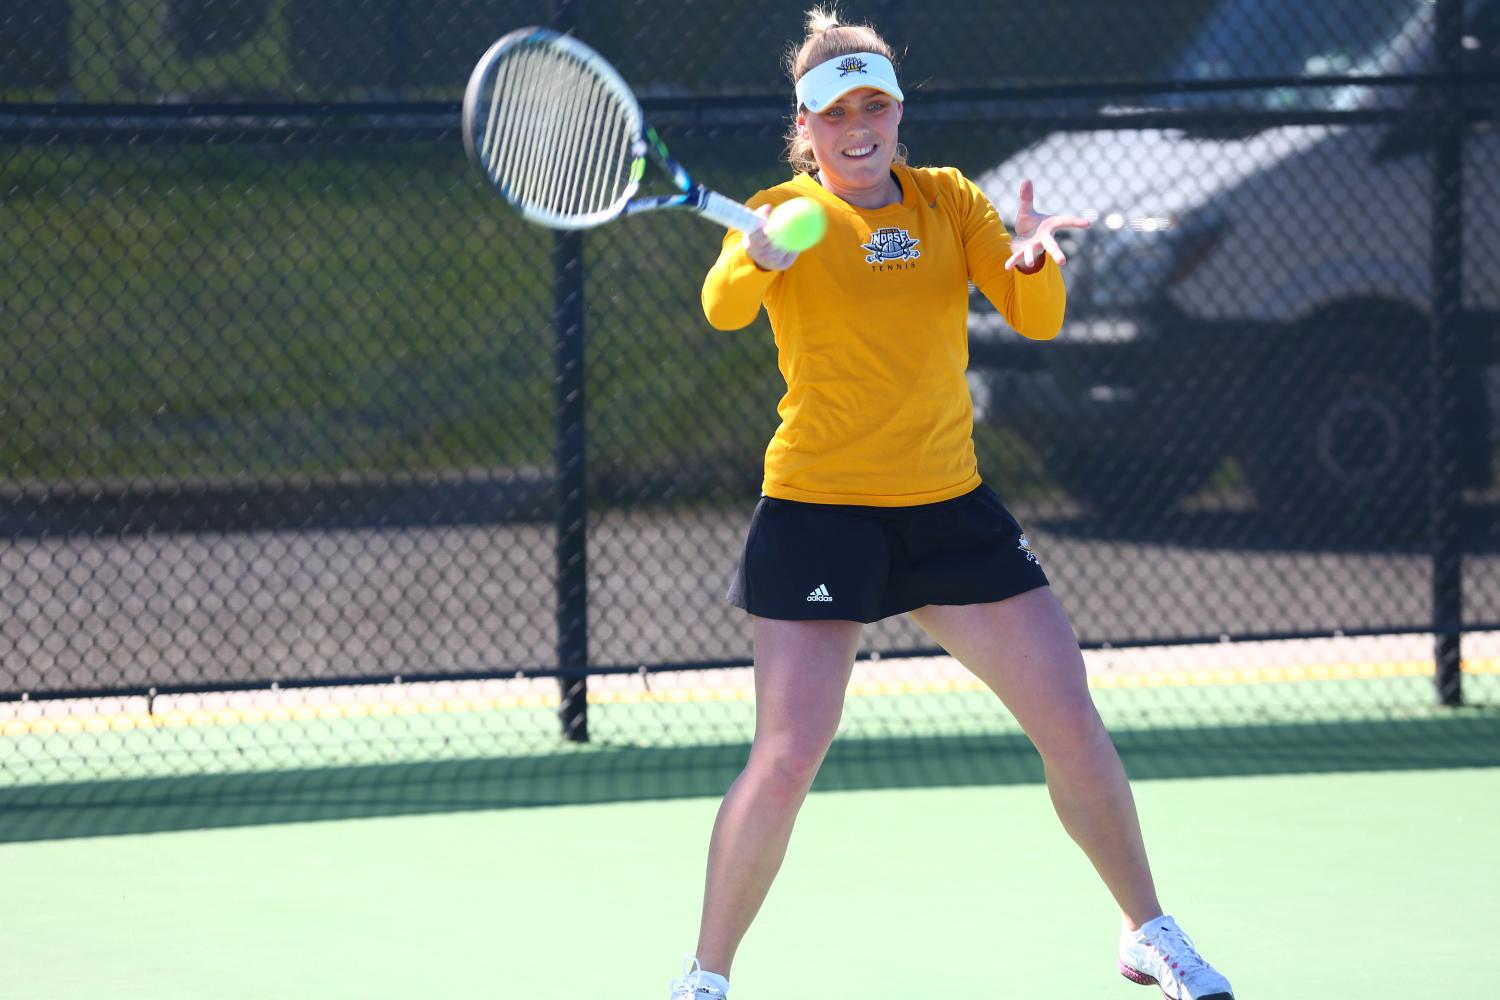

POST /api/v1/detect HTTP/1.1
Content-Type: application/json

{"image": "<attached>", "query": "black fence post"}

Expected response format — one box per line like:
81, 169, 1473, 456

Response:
555, 230, 590, 742
552, 0, 589, 742
1430, 0, 1465, 708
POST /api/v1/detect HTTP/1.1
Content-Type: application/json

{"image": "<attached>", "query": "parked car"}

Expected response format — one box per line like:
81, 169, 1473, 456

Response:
968, 0, 1500, 525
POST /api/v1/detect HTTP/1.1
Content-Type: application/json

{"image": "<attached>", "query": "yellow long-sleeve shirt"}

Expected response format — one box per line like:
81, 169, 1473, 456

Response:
703, 164, 1066, 506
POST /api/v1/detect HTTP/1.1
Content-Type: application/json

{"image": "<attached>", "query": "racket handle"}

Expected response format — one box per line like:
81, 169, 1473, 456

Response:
696, 189, 762, 233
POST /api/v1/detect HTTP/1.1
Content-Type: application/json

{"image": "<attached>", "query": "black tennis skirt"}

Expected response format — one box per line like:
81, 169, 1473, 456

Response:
726, 483, 1049, 623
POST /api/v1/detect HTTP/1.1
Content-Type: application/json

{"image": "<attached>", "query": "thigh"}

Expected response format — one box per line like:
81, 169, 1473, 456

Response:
909, 587, 1100, 741
750, 616, 863, 745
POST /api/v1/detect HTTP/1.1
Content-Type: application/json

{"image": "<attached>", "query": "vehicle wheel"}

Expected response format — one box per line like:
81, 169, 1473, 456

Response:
1238, 316, 1428, 536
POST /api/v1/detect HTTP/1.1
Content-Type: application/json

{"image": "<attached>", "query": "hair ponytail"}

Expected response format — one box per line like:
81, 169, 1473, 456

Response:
805, 6, 840, 35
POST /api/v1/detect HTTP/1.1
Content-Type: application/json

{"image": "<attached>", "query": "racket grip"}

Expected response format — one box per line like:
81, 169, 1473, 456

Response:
697, 190, 762, 233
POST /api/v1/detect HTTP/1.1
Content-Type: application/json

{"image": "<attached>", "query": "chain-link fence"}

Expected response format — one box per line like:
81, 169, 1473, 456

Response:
2, 0, 1498, 805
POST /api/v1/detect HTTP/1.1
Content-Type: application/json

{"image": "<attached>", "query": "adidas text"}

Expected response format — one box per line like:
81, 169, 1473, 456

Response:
806, 584, 833, 602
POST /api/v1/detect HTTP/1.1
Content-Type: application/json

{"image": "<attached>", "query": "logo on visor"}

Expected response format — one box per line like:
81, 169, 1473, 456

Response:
836, 57, 869, 76
862, 227, 921, 263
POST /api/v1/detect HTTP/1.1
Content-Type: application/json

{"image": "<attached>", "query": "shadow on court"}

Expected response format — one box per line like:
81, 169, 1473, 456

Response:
2, 709, 1496, 844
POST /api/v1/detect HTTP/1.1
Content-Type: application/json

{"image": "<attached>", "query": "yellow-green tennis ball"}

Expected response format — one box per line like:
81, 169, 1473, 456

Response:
766, 197, 827, 253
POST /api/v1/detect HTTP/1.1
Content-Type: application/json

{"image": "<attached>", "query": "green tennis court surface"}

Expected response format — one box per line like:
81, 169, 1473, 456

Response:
3, 655, 1498, 998
1, 763, 1496, 999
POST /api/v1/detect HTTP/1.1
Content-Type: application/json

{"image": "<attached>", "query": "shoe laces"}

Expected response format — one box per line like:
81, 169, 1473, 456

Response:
1151, 923, 1212, 980
671, 956, 720, 1000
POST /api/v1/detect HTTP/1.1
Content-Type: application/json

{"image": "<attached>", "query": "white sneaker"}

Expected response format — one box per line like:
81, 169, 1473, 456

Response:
669, 956, 729, 1000
1118, 914, 1234, 999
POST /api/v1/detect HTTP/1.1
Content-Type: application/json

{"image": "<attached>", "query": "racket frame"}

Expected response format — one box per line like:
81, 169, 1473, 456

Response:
463, 27, 760, 234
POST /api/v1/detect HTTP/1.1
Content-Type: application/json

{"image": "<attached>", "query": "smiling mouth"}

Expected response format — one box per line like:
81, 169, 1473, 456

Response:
843, 144, 877, 159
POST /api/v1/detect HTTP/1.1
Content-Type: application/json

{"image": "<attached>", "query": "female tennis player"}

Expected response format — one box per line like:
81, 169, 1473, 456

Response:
672, 9, 1235, 1000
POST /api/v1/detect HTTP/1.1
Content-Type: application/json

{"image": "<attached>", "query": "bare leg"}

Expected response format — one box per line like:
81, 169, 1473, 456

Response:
694, 617, 863, 977
911, 588, 1163, 928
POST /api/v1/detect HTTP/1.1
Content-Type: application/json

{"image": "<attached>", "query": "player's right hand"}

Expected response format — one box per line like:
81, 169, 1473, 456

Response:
744, 203, 800, 271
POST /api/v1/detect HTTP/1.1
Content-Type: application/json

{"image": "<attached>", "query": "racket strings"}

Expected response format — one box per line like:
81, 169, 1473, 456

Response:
479, 42, 637, 221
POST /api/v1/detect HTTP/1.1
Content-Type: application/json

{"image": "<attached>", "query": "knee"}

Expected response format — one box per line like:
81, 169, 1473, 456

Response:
747, 733, 833, 796
1030, 706, 1116, 768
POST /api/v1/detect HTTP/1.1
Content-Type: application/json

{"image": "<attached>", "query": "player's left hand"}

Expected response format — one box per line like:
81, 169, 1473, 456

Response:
1005, 178, 1091, 272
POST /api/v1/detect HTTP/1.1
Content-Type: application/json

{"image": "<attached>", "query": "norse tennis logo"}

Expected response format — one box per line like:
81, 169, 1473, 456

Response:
863, 227, 920, 263
806, 584, 833, 602
1017, 535, 1040, 565
835, 57, 868, 77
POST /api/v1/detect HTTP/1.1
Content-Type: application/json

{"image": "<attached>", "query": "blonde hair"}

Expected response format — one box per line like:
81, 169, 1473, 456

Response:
783, 6, 907, 174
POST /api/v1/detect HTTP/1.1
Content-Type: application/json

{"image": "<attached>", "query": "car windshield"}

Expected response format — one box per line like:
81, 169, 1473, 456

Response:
1165, 0, 1425, 109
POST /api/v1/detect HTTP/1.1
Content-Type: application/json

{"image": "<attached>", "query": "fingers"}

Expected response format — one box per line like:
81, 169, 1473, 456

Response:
1041, 232, 1065, 266
1039, 215, 1091, 234
1003, 235, 1071, 271
1020, 181, 1092, 231
763, 246, 799, 270
1006, 196, 1089, 271
1003, 236, 1035, 271
743, 210, 799, 271
744, 234, 798, 270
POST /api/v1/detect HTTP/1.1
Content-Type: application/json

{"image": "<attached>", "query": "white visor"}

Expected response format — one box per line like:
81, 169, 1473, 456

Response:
795, 52, 904, 113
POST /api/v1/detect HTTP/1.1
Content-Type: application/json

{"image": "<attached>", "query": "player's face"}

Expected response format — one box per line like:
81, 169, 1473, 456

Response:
799, 87, 903, 203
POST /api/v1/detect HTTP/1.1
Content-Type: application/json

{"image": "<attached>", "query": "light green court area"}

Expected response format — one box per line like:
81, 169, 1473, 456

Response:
3, 671, 1498, 998
1, 766, 1497, 1000
6, 669, 1496, 786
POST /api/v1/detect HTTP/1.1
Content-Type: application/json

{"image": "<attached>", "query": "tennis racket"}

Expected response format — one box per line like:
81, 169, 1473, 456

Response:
462, 27, 762, 235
